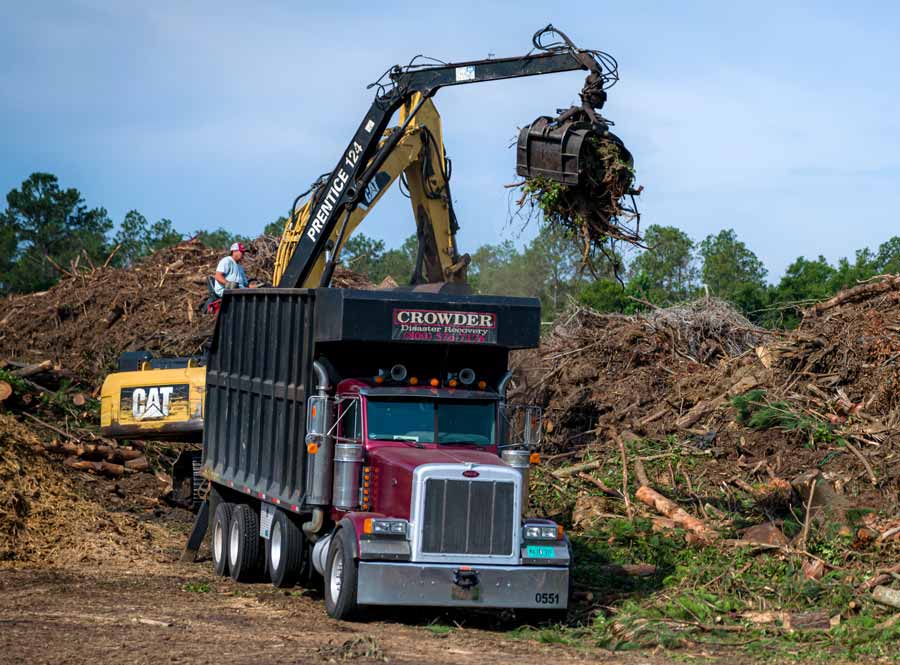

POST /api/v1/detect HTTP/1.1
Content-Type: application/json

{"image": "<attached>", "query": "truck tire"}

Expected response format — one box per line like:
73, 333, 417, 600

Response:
267, 509, 304, 588
324, 527, 358, 620
228, 503, 262, 582
211, 501, 234, 576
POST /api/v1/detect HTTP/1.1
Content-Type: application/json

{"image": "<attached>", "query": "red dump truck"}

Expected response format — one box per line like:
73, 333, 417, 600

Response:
199, 287, 570, 619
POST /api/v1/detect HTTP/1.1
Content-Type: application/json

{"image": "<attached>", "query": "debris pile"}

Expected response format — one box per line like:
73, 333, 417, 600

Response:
513, 298, 765, 452
0, 236, 371, 385
518, 279, 900, 613
0, 411, 170, 564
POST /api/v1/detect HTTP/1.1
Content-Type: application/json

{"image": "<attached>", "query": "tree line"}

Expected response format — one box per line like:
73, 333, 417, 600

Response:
3, 172, 898, 329
341, 224, 900, 329
0, 173, 245, 294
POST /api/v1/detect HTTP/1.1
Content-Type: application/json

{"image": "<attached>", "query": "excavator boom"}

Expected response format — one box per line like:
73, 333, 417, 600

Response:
275, 26, 615, 289
274, 95, 463, 289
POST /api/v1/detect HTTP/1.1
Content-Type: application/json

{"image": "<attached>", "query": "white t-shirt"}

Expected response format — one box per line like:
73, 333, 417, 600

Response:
214, 256, 248, 296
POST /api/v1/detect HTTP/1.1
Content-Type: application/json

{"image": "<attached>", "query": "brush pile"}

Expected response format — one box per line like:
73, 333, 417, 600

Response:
516, 278, 900, 597
0, 410, 171, 565
0, 236, 371, 385
513, 298, 765, 452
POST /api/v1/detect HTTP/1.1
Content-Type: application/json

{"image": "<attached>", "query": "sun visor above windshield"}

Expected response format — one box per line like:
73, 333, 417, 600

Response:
313, 289, 540, 349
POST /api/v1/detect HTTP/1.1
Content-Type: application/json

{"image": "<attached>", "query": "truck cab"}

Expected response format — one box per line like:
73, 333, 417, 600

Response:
308, 379, 569, 617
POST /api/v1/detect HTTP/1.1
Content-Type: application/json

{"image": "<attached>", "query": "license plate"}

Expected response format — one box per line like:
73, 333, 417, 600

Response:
526, 545, 555, 558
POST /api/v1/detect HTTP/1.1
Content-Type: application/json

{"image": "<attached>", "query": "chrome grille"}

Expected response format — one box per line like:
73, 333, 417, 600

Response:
421, 478, 515, 556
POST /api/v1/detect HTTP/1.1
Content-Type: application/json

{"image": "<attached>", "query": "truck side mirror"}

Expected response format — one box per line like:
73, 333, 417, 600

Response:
501, 404, 542, 449
306, 395, 330, 436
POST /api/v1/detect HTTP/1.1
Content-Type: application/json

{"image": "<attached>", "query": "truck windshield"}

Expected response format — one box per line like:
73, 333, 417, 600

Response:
366, 398, 496, 446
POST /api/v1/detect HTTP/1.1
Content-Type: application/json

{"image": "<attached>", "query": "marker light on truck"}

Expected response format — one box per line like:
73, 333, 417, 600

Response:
430, 378, 439, 387
448, 379, 458, 388
409, 377, 419, 385
477, 380, 487, 390
374, 375, 385, 384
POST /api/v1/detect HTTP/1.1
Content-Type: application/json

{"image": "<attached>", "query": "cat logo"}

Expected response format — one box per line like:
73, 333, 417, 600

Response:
360, 171, 391, 210
131, 386, 174, 420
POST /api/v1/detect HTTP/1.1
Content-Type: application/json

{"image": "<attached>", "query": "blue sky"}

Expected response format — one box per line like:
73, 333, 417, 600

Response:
2, 1, 898, 279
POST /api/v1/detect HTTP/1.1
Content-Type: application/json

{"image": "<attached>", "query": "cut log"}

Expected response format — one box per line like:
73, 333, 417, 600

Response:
0, 380, 11, 402
598, 563, 657, 577
11, 359, 53, 378
805, 275, 900, 316
675, 396, 726, 430
633, 457, 650, 488
124, 456, 150, 472
64, 457, 96, 472
109, 447, 144, 463
741, 609, 834, 632
878, 525, 900, 542
859, 564, 900, 591
873, 585, 900, 610
99, 461, 126, 477
71, 392, 86, 407
552, 459, 602, 479
635, 485, 718, 542
577, 472, 620, 497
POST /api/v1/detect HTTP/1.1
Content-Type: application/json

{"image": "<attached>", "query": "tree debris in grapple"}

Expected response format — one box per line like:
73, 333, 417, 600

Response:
516, 133, 642, 274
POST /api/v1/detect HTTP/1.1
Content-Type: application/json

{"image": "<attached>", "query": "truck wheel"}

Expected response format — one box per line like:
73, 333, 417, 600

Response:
267, 509, 304, 588
228, 504, 262, 582
211, 501, 234, 576
324, 528, 358, 620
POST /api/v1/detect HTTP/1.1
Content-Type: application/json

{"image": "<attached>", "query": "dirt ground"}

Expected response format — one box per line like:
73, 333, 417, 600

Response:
0, 503, 755, 665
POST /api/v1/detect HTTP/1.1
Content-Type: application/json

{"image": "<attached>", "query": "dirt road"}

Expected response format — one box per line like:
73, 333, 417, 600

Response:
0, 566, 653, 665
0, 507, 726, 665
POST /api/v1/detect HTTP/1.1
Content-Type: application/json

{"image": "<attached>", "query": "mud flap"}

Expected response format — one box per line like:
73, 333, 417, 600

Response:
180, 499, 210, 563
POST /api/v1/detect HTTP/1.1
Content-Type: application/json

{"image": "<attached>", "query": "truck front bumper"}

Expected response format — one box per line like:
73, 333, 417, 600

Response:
356, 561, 569, 609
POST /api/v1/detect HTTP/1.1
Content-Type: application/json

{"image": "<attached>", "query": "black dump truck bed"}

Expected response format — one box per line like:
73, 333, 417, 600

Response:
202, 287, 540, 510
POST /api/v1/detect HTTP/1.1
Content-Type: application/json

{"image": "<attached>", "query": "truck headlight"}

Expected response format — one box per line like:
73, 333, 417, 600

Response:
363, 518, 408, 537
523, 524, 563, 540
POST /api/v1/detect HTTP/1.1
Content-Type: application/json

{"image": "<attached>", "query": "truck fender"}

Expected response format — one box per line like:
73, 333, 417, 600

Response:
336, 513, 382, 560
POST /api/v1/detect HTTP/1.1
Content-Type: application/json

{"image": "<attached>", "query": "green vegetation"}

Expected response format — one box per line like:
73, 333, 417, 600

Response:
524, 431, 900, 660
182, 581, 211, 593
509, 517, 900, 660
732, 390, 840, 446
423, 621, 453, 636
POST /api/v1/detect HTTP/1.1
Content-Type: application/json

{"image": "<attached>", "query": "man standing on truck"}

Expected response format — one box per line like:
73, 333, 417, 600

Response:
213, 242, 249, 297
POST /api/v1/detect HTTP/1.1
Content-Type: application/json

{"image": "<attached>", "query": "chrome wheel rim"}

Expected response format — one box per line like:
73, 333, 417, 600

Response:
213, 521, 223, 564
229, 518, 240, 568
329, 549, 343, 600
270, 521, 282, 572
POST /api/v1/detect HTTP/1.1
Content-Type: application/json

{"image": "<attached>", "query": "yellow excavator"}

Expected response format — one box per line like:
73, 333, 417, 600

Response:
100, 25, 632, 503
